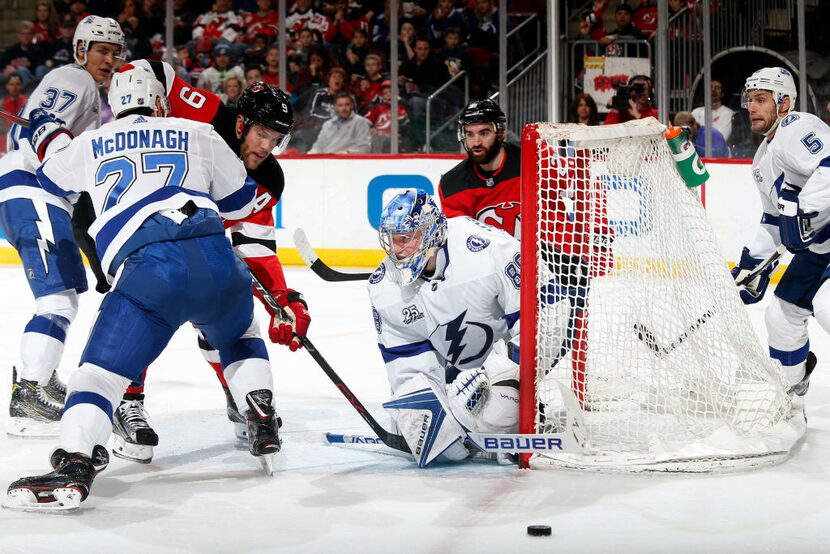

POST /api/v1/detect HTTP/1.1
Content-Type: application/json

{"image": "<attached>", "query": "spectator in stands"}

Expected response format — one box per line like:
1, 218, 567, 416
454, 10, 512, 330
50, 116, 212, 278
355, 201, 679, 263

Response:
308, 92, 372, 154
261, 46, 282, 86
466, 0, 499, 51
599, 3, 645, 56
67, 1, 90, 21
398, 21, 417, 65
294, 67, 348, 152
118, 0, 153, 60
292, 27, 317, 67
691, 79, 735, 144
242, 32, 269, 68
355, 53, 385, 113
285, 0, 335, 44
427, 0, 467, 48
0, 73, 25, 152
1, 21, 48, 88
241, 0, 278, 44
327, 0, 369, 47
192, 0, 243, 47
197, 43, 245, 94
579, 0, 608, 41
400, 36, 450, 151
172, 0, 197, 46
633, 0, 657, 38
341, 27, 369, 84
569, 93, 600, 126
604, 74, 657, 124
369, 2, 394, 48
33, 1, 58, 44
436, 27, 470, 81
673, 111, 729, 158
366, 80, 409, 153
220, 74, 245, 107
46, 14, 76, 69
245, 64, 264, 85
402, 0, 429, 27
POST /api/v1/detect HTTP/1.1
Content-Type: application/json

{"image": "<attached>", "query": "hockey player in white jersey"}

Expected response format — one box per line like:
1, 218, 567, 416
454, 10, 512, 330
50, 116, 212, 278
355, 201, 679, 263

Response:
369, 189, 527, 468
732, 67, 828, 410
0, 16, 125, 437
5, 68, 279, 511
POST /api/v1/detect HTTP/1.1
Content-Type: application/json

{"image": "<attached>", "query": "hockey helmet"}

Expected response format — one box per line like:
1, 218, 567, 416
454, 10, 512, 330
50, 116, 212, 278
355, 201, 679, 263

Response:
109, 67, 169, 118
73, 15, 125, 66
457, 99, 506, 143
742, 67, 797, 113
236, 82, 293, 153
378, 189, 447, 286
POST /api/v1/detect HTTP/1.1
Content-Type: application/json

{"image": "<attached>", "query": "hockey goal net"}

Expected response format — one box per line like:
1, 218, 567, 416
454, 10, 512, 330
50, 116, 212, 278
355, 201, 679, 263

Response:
519, 118, 805, 472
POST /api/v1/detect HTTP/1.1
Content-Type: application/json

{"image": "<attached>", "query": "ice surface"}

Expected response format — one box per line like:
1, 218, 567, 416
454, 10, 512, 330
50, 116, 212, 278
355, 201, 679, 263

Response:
0, 266, 828, 553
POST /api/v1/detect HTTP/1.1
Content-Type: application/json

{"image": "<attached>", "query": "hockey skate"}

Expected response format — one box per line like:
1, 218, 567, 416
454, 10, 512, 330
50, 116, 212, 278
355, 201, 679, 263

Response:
42, 370, 67, 404
789, 352, 817, 421
3, 445, 109, 512
245, 390, 281, 476
7, 367, 63, 439
223, 385, 248, 441
112, 394, 159, 464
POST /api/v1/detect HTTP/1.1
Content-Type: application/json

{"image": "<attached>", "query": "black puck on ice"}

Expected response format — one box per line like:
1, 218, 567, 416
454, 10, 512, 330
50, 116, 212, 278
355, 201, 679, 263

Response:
527, 525, 552, 537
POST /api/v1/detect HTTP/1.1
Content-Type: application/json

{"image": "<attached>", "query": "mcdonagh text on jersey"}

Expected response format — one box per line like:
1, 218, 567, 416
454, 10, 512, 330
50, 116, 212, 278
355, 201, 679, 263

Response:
91, 129, 190, 159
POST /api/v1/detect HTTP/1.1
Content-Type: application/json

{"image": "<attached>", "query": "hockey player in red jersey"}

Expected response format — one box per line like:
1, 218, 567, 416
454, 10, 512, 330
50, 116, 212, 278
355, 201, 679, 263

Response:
75, 61, 310, 462
438, 99, 521, 239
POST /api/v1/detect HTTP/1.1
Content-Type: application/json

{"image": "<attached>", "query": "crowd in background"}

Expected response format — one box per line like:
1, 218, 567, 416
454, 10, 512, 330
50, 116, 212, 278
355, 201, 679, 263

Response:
0, 0, 509, 154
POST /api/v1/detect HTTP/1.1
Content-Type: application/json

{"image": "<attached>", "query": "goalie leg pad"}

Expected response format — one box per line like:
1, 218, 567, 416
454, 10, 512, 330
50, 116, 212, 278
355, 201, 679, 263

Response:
383, 373, 468, 468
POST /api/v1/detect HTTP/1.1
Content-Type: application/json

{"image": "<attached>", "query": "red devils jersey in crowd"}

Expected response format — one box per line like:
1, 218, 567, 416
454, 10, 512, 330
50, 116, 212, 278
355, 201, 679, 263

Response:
128, 60, 291, 302
438, 143, 522, 239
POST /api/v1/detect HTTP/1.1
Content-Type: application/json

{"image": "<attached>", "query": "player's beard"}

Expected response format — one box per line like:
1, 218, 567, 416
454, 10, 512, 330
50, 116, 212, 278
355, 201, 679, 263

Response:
468, 139, 503, 165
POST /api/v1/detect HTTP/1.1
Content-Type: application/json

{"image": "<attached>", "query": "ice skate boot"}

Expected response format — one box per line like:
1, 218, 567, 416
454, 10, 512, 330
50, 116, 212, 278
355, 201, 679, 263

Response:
3, 445, 109, 512
42, 370, 67, 404
112, 394, 158, 463
223, 385, 248, 441
789, 352, 817, 421
7, 367, 63, 438
245, 390, 281, 475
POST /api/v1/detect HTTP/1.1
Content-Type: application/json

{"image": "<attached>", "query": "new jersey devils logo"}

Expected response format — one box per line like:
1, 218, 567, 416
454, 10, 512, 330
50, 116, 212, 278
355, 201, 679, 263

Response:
476, 202, 521, 239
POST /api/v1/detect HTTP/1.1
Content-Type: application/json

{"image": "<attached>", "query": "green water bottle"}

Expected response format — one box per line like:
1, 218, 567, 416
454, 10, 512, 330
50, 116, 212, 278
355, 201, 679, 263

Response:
665, 126, 710, 188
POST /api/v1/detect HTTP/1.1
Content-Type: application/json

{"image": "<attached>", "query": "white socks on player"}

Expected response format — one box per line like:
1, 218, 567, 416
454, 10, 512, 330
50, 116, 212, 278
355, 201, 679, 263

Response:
19, 290, 78, 384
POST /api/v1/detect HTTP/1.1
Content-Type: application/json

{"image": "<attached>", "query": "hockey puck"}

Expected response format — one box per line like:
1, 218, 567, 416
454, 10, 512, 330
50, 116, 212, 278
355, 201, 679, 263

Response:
527, 525, 552, 537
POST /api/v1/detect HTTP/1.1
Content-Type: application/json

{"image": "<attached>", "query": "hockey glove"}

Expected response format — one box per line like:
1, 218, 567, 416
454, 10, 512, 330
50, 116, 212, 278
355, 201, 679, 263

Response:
731, 247, 776, 304
27, 108, 73, 161
268, 289, 310, 352
777, 188, 818, 252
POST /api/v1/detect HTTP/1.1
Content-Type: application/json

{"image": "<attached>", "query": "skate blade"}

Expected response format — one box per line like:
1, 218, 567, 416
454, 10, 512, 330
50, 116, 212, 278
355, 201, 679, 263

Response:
6, 418, 60, 439
112, 435, 153, 464
234, 422, 248, 441
3, 488, 82, 512
258, 454, 275, 476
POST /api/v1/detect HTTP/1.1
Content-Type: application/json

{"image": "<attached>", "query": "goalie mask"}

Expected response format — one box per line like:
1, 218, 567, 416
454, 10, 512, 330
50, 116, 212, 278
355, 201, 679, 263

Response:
236, 82, 294, 155
73, 15, 125, 66
741, 67, 797, 137
378, 189, 447, 286
109, 68, 170, 118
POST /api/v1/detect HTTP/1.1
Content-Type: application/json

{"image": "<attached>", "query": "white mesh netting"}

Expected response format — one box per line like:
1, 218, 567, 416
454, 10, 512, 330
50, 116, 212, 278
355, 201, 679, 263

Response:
526, 118, 805, 472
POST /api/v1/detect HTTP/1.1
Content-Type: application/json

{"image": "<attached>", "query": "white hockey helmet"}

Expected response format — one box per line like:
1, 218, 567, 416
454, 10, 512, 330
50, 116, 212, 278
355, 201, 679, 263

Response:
741, 66, 797, 113
73, 15, 126, 66
109, 67, 170, 118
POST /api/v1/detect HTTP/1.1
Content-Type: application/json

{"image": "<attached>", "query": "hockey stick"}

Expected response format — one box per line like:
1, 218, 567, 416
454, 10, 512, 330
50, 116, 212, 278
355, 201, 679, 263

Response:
292, 228, 373, 282
325, 431, 582, 454
634, 245, 787, 358
246, 267, 411, 454
0, 108, 30, 128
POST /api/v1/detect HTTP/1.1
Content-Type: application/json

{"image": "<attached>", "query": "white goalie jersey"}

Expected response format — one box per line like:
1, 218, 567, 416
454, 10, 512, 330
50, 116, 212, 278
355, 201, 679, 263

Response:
36, 114, 253, 276
748, 111, 830, 257
369, 216, 522, 394
0, 64, 102, 207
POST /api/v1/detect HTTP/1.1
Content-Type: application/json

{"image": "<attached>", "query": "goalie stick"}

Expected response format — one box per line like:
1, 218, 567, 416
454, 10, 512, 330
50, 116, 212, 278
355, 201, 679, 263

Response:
246, 267, 411, 454
325, 431, 583, 454
635, 245, 787, 358
292, 228, 373, 282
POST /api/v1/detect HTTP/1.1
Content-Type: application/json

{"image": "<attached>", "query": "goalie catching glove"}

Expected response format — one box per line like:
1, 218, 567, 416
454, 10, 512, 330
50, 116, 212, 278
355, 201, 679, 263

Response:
268, 289, 310, 351
731, 247, 777, 304
777, 187, 818, 252
27, 108, 73, 161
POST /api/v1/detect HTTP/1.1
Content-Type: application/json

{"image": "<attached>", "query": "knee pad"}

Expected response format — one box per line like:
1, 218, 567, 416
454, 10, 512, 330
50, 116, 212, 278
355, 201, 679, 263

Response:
35, 290, 79, 322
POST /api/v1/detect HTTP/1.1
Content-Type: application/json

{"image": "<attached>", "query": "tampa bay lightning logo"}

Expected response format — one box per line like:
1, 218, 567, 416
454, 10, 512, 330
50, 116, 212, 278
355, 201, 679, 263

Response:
372, 308, 382, 334
441, 310, 494, 366
369, 264, 386, 284
752, 168, 763, 183
781, 114, 800, 127
466, 235, 490, 252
